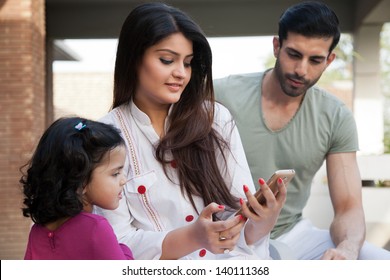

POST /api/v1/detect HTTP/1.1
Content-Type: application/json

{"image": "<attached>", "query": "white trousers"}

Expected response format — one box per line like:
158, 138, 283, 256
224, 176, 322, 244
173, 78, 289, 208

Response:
275, 218, 390, 260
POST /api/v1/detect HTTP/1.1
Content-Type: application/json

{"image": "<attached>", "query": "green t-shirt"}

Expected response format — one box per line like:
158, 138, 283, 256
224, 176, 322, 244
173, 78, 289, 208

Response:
214, 71, 359, 238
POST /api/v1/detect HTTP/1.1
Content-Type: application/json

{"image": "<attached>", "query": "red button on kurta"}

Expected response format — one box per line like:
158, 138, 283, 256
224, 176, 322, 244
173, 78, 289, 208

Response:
199, 249, 207, 257
170, 160, 177, 168
137, 185, 146, 194
185, 215, 194, 222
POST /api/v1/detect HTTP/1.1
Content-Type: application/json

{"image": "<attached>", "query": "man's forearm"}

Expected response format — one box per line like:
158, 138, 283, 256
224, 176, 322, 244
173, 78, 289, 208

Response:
330, 208, 365, 259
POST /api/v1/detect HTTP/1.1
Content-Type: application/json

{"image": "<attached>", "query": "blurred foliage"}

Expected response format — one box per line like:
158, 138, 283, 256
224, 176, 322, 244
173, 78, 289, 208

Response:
381, 23, 390, 153
377, 180, 390, 187
318, 34, 355, 86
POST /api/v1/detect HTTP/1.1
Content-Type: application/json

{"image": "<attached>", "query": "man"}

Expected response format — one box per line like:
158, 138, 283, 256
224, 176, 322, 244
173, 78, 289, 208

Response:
214, 1, 390, 259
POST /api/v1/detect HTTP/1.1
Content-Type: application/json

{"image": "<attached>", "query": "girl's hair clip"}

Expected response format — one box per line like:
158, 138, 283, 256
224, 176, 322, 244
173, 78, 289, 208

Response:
74, 121, 86, 131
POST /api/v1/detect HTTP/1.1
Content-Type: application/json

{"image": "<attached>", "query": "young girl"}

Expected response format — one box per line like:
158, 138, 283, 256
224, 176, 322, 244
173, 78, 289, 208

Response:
20, 117, 134, 260
95, 2, 287, 260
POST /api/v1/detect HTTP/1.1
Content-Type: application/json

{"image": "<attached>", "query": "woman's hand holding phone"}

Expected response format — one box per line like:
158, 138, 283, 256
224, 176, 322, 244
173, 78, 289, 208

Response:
236, 169, 294, 216
238, 171, 291, 245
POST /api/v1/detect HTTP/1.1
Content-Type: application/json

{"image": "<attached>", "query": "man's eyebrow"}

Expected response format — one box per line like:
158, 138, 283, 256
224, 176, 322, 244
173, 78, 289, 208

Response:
285, 47, 301, 54
286, 47, 326, 59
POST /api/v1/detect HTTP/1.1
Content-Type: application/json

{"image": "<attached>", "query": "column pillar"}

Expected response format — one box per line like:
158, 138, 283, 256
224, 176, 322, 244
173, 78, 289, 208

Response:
353, 24, 384, 154
0, 0, 46, 259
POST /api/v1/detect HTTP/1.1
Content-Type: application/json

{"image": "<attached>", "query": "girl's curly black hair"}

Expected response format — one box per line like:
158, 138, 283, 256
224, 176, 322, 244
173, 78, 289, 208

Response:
20, 117, 124, 225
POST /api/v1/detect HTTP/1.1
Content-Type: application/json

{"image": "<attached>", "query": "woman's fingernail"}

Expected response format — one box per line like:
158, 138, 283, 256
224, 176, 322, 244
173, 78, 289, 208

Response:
243, 185, 249, 192
278, 178, 283, 184
218, 205, 225, 209
238, 214, 247, 221
259, 178, 265, 185
240, 198, 244, 205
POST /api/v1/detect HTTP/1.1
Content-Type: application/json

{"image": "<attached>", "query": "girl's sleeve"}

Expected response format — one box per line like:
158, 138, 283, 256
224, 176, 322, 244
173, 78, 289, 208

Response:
119, 243, 134, 260
92, 217, 134, 260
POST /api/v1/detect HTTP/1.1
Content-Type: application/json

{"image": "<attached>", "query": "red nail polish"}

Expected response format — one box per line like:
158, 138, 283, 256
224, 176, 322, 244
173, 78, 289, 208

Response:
239, 215, 247, 222
278, 178, 283, 184
218, 205, 225, 209
259, 178, 265, 185
240, 198, 244, 205
243, 185, 249, 192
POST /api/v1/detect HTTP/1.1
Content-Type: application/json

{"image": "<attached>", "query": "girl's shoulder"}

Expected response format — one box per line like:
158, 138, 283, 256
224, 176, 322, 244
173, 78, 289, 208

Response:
28, 213, 105, 234
66, 213, 114, 234
76, 212, 108, 223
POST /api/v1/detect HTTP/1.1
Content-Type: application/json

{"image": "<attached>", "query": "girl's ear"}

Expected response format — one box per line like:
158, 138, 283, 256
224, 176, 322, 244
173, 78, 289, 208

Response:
81, 184, 93, 212
80, 184, 89, 205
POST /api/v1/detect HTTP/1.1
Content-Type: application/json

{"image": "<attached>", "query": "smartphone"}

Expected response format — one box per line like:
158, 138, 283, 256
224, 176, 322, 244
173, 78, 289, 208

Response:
237, 169, 295, 215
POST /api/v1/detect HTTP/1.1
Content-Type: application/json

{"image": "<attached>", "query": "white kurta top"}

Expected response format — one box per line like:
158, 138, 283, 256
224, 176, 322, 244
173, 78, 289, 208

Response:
95, 101, 270, 259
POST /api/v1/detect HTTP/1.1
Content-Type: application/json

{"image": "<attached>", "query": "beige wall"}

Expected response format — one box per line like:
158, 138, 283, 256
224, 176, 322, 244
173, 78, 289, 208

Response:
53, 72, 113, 120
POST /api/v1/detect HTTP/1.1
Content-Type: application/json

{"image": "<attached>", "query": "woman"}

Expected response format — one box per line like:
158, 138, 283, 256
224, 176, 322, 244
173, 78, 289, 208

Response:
95, 2, 286, 260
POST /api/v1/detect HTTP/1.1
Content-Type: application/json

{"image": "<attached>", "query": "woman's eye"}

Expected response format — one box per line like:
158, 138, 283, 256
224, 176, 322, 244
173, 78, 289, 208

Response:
184, 62, 192, 68
160, 58, 173, 65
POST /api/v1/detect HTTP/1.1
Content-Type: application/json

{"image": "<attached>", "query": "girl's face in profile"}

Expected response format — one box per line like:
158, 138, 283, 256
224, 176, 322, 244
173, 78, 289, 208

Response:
83, 145, 127, 212
135, 32, 193, 112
